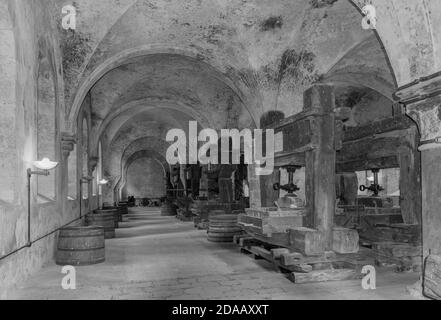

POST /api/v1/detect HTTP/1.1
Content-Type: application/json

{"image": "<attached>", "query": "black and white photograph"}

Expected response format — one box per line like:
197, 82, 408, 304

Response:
0, 0, 440, 306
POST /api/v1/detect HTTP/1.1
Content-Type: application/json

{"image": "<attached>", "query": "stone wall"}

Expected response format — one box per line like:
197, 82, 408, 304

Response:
0, 1, 88, 298
125, 157, 166, 199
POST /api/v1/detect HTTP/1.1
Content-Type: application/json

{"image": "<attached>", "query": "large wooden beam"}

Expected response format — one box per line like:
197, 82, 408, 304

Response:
398, 127, 421, 225
342, 115, 414, 142
336, 156, 398, 173
304, 85, 336, 251
259, 169, 280, 207
337, 135, 403, 164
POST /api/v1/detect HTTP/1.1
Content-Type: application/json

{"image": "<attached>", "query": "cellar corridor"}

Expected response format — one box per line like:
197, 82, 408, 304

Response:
8, 207, 418, 300
3, 0, 441, 300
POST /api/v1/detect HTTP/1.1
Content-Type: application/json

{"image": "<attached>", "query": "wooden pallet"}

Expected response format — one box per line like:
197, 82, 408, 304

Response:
234, 234, 372, 283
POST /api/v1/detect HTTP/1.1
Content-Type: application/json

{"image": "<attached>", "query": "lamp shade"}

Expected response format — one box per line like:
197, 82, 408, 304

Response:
98, 179, 108, 185
33, 157, 58, 170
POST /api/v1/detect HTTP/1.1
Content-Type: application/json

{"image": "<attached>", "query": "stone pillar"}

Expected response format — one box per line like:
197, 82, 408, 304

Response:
61, 132, 76, 214
304, 85, 336, 251
89, 156, 99, 209
395, 73, 441, 298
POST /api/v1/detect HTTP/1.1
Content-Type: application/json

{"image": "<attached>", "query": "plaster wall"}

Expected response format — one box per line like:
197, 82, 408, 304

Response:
125, 158, 166, 199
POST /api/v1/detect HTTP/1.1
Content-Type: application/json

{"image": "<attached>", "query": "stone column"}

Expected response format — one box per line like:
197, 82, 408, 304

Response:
395, 72, 441, 298
89, 156, 99, 209
61, 132, 76, 214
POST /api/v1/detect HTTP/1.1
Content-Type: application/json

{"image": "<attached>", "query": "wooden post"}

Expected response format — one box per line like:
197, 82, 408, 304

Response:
260, 168, 280, 207
398, 127, 421, 225
304, 85, 336, 251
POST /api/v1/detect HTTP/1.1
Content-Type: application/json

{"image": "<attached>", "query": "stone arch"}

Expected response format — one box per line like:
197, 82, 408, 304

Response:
112, 137, 171, 202
119, 150, 169, 201
347, 0, 437, 87
67, 47, 261, 133
90, 98, 213, 154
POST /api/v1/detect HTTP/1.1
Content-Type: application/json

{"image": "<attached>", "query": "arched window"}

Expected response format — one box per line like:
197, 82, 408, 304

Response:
36, 57, 56, 201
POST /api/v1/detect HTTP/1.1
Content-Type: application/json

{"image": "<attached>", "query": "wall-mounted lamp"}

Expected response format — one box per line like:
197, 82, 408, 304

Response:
27, 157, 58, 247
98, 179, 108, 185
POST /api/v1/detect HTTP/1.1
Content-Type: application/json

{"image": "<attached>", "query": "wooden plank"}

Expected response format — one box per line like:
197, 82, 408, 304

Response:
359, 224, 421, 245
290, 268, 357, 283
250, 246, 273, 261
372, 242, 421, 258
271, 248, 290, 259
336, 156, 399, 173
342, 115, 414, 142
338, 136, 402, 164
290, 263, 313, 273
244, 230, 291, 248
239, 237, 261, 247
275, 118, 314, 154
274, 152, 306, 168
280, 252, 303, 266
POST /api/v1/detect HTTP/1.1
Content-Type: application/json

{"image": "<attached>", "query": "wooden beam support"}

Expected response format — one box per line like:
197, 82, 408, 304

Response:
304, 85, 336, 250
342, 115, 414, 142
398, 127, 421, 225
259, 169, 280, 207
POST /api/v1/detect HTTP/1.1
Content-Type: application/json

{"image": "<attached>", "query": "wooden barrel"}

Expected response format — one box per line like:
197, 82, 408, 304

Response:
208, 210, 226, 218
55, 226, 105, 266
207, 214, 242, 242
100, 207, 120, 227
117, 202, 129, 215
161, 202, 177, 216
115, 206, 124, 222
86, 210, 116, 239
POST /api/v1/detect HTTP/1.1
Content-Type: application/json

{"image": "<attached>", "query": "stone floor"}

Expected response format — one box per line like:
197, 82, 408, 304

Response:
8, 207, 420, 300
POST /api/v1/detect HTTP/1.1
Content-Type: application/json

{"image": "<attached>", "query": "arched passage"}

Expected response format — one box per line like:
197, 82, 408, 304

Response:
4, 0, 441, 300
120, 150, 169, 200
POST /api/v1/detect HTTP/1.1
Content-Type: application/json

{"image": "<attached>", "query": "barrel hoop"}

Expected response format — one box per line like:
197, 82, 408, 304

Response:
57, 246, 105, 251
59, 234, 103, 238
